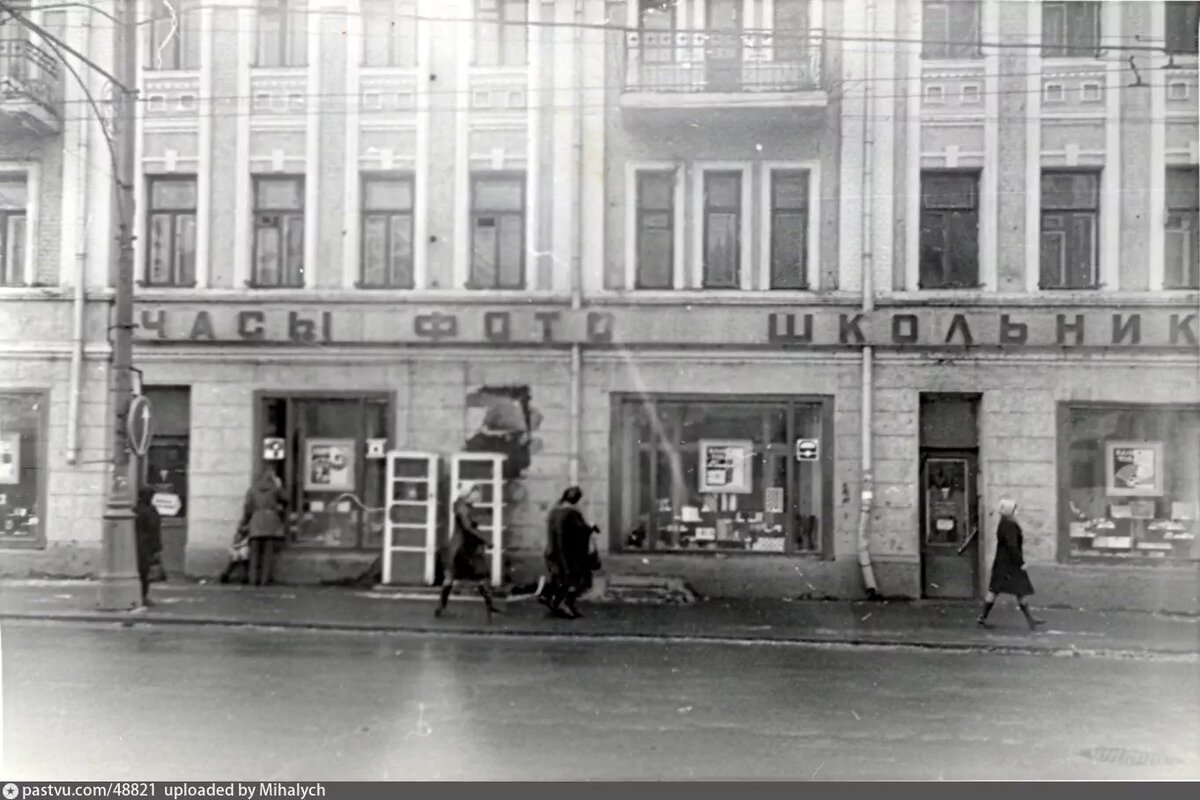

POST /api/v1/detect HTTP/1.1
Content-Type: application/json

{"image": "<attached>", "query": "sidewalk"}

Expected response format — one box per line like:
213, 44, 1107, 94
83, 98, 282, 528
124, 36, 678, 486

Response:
2, 579, 1197, 659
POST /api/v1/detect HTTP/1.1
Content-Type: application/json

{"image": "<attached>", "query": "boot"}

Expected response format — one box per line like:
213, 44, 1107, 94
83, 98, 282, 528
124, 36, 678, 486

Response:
1019, 603, 1045, 631
478, 584, 503, 622
977, 600, 994, 629
435, 581, 453, 617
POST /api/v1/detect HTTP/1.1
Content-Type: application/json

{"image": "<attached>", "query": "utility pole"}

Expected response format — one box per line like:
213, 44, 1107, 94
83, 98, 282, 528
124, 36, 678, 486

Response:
96, 0, 142, 610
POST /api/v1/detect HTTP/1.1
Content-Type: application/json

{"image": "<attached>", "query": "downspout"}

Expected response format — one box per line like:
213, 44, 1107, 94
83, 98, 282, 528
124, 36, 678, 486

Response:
65, 8, 93, 467
856, 0, 880, 599
568, 0, 585, 487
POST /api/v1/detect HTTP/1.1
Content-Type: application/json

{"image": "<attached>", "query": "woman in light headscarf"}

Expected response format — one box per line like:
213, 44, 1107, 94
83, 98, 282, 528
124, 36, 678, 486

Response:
978, 498, 1044, 630
435, 484, 502, 621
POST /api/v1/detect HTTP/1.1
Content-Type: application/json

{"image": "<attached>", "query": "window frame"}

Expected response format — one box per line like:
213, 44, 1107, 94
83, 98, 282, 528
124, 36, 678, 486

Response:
919, 169, 982, 290
1039, 169, 1101, 290
0, 388, 50, 550
361, 0, 417, 68
1165, 166, 1200, 290
473, 0, 528, 68
699, 169, 745, 290
921, 0, 982, 60
1041, 1, 1102, 59
251, 175, 306, 289
468, 171, 526, 290
607, 392, 836, 558
144, 175, 198, 288
255, 0, 308, 68
634, 169, 677, 290
767, 167, 813, 290
359, 173, 415, 289
146, 0, 200, 71
1165, 2, 1200, 56
0, 171, 31, 288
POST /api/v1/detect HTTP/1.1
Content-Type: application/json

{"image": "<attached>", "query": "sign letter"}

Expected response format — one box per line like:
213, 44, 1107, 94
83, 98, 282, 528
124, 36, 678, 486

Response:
483, 311, 512, 343
288, 312, 321, 344
945, 314, 974, 346
769, 313, 814, 344
139, 310, 167, 339
534, 311, 561, 342
1056, 313, 1085, 346
891, 314, 919, 344
414, 312, 459, 342
1169, 313, 1199, 346
587, 312, 615, 343
1111, 314, 1141, 346
839, 314, 866, 345
237, 310, 266, 341
188, 311, 215, 341
999, 314, 1028, 345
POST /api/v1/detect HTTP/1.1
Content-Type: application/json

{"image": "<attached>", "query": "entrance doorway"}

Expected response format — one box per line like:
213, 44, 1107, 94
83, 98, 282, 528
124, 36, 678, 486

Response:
705, 0, 743, 90
143, 386, 191, 575
919, 394, 981, 599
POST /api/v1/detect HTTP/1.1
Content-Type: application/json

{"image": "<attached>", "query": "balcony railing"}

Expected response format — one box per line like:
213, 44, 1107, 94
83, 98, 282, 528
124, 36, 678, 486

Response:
0, 38, 62, 133
624, 28, 823, 94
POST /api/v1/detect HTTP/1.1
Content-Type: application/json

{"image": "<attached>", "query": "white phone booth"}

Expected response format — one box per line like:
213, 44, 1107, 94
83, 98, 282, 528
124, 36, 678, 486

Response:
383, 451, 440, 586
449, 452, 507, 587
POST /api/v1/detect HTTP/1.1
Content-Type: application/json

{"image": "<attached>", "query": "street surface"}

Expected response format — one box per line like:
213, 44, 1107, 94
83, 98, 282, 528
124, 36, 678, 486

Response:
3, 621, 1198, 781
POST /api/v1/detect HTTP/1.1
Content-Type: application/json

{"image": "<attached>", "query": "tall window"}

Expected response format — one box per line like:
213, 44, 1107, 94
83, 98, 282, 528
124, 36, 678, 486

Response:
921, 1, 981, 59
1042, 1, 1100, 58
702, 172, 742, 289
0, 391, 47, 547
0, 175, 26, 287
1166, 2, 1200, 55
1040, 171, 1100, 290
256, 0, 307, 67
1166, 167, 1199, 290
470, 173, 524, 289
145, 177, 197, 287
147, 0, 200, 70
360, 175, 414, 289
639, 0, 677, 30
475, 0, 527, 67
773, 0, 811, 62
362, 0, 417, 67
635, 170, 675, 290
770, 170, 810, 290
919, 171, 980, 289
252, 176, 305, 288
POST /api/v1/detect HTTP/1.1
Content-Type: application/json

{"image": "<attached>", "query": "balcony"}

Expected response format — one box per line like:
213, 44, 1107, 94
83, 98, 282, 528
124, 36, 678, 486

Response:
0, 39, 62, 135
622, 28, 827, 113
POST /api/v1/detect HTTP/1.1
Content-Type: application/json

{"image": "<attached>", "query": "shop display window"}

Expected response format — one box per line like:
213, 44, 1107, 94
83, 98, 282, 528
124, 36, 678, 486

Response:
613, 395, 830, 555
259, 394, 391, 550
0, 390, 45, 547
1061, 405, 1200, 562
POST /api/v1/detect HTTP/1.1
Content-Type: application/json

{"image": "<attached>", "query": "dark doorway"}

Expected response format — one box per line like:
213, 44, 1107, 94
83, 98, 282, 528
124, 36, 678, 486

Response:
919, 393, 981, 598
142, 386, 191, 576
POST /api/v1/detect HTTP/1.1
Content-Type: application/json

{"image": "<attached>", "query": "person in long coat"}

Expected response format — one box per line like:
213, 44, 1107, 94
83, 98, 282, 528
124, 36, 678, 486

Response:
133, 488, 162, 606
243, 468, 288, 586
978, 498, 1045, 630
540, 486, 598, 619
436, 485, 502, 621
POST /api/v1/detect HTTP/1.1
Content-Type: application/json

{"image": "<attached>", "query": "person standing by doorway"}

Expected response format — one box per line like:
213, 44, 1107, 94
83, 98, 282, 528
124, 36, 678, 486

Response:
244, 468, 288, 586
978, 498, 1045, 631
133, 488, 162, 607
436, 485, 503, 621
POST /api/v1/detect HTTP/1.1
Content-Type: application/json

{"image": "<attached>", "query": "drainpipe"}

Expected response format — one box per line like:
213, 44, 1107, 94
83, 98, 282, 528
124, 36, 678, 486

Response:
855, 0, 880, 599
567, 0, 585, 488
65, 8, 93, 467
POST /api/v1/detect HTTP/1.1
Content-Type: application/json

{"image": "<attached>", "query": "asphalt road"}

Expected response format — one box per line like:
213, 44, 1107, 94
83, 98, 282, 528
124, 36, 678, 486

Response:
3, 621, 1197, 781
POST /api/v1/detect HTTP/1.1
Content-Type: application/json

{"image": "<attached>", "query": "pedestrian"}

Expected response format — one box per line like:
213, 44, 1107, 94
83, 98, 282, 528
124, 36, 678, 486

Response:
243, 467, 288, 586
133, 487, 162, 607
978, 498, 1045, 631
540, 486, 599, 619
436, 484, 503, 621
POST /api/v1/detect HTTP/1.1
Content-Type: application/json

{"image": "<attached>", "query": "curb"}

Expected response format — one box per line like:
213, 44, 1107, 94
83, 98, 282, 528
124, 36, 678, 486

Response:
4, 611, 1196, 662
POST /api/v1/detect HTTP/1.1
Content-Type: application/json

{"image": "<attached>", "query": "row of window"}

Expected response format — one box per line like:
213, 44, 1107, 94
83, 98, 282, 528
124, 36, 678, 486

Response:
923, 0, 1200, 60
148, 0, 528, 71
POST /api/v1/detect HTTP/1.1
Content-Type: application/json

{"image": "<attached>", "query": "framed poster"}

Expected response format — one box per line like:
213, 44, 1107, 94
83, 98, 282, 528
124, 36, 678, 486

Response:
1105, 441, 1164, 497
0, 434, 19, 485
304, 438, 356, 492
698, 439, 753, 494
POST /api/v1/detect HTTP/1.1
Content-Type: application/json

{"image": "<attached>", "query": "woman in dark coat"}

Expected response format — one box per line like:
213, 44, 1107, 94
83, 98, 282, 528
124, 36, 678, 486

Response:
133, 488, 162, 606
540, 486, 598, 619
436, 485, 502, 621
243, 468, 288, 586
978, 498, 1045, 630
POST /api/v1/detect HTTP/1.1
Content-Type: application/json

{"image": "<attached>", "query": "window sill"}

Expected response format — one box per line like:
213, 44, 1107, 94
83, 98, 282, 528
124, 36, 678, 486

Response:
143, 68, 199, 76
881, 290, 1200, 307
612, 548, 827, 559
592, 290, 852, 306
137, 282, 197, 290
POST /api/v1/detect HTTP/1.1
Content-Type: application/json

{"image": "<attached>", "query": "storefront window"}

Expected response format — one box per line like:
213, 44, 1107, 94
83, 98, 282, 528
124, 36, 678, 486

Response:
1061, 405, 1200, 562
0, 391, 46, 547
614, 396, 830, 554
259, 394, 391, 550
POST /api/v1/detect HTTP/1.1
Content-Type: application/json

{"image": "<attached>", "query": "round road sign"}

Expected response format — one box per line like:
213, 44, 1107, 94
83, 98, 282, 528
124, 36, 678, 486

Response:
127, 394, 154, 457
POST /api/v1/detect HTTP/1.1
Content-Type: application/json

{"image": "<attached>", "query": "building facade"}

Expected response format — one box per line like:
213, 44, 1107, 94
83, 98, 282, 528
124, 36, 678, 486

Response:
0, 0, 1197, 612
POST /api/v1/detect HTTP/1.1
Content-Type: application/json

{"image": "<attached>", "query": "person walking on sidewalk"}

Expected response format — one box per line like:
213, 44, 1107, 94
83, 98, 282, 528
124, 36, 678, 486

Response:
133, 488, 163, 607
243, 468, 288, 587
436, 485, 503, 622
540, 486, 598, 619
978, 498, 1045, 631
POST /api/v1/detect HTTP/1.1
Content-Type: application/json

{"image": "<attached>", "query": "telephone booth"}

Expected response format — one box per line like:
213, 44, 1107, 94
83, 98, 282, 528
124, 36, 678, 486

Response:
449, 453, 506, 587
382, 451, 439, 585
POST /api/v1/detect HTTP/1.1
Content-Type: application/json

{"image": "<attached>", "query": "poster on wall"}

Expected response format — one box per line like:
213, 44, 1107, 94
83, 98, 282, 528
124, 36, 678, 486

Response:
1105, 441, 1164, 497
304, 438, 356, 492
698, 440, 753, 494
0, 434, 19, 485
